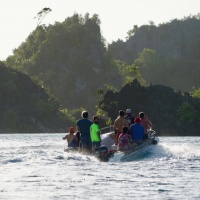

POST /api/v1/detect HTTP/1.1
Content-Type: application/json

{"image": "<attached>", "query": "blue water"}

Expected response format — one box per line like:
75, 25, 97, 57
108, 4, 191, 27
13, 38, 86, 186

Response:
0, 134, 200, 199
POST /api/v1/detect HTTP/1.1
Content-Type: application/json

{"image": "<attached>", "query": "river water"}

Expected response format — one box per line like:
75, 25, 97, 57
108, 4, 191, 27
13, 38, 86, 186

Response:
0, 134, 200, 200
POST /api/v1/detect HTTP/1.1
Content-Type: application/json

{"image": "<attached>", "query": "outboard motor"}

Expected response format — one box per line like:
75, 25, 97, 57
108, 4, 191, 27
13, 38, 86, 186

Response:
148, 130, 159, 145
94, 145, 109, 162
152, 139, 158, 145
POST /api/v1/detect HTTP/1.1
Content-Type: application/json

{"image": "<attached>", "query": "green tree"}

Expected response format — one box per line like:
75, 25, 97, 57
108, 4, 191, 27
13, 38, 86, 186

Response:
134, 48, 159, 84
191, 88, 200, 98
177, 102, 198, 125
126, 25, 138, 39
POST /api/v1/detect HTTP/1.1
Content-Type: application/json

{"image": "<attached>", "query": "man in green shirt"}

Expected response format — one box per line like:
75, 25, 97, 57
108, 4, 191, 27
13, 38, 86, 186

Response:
90, 116, 101, 149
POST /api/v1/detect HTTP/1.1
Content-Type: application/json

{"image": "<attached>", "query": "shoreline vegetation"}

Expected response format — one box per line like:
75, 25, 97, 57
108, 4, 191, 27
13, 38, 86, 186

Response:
1, 14, 200, 135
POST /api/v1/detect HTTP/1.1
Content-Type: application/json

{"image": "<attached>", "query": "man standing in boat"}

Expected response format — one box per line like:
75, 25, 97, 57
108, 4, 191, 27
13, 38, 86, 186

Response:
125, 109, 135, 127
113, 110, 129, 144
139, 112, 153, 139
76, 111, 93, 152
90, 116, 101, 150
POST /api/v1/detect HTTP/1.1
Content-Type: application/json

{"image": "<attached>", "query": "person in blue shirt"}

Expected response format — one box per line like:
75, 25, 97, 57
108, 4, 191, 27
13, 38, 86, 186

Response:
130, 117, 144, 144
76, 111, 93, 152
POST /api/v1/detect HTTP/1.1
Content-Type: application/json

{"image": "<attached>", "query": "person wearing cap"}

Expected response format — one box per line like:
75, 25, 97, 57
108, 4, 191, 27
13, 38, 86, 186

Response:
139, 112, 153, 139
113, 110, 129, 144
129, 117, 144, 144
90, 116, 101, 150
63, 127, 78, 148
76, 111, 93, 152
125, 109, 135, 127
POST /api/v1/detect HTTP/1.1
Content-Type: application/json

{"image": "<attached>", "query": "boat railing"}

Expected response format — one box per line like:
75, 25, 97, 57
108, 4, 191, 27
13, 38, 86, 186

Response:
100, 126, 114, 135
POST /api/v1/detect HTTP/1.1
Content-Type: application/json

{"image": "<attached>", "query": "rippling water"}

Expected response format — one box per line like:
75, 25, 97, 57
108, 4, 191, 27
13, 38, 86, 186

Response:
0, 134, 200, 200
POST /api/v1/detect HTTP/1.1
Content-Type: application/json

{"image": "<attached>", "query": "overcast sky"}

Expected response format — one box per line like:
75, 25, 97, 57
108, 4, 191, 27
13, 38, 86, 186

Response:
0, 0, 199, 60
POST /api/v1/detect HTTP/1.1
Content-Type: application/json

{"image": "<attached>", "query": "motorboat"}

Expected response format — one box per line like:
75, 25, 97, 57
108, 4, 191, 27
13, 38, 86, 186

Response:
64, 127, 159, 162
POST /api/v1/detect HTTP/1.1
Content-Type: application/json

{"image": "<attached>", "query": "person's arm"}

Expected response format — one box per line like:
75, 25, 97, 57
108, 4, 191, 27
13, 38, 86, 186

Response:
63, 134, 70, 144
147, 119, 153, 129
76, 120, 80, 132
145, 116, 153, 129
113, 120, 118, 131
96, 125, 101, 141
98, 131, 101, 141
63, 135, 67, 140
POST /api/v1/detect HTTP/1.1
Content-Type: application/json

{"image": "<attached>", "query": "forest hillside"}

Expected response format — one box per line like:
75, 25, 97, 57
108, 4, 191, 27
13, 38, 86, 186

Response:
5, 14, 122, 114
2, 13, 200, 134
101, 79, 200, 136
108, 14, 200, 92
0, 62, 72, 133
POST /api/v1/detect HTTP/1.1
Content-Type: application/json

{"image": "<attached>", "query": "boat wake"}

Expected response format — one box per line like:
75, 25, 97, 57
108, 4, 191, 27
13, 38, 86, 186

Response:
152, 138, 200, 162
63, 151, 99, 162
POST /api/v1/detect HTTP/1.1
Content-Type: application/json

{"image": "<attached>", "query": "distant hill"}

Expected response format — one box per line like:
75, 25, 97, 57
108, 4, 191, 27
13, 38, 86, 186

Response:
0, 62, 72, 133
108, 15, 200, 92
5, 14, 122, 113
3, 13, 200, 134
101, 79, 200, 136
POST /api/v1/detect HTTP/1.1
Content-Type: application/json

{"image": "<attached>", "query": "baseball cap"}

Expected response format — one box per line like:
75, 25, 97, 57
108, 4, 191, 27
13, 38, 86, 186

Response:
126, 109, 131, 113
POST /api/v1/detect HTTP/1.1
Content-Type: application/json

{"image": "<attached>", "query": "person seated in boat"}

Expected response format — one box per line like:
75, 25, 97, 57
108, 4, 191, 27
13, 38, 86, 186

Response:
118, 126, 137, 151
113, 110, 129, 144
76, 111, 93, 152
130, 117, 144, 144
124, 109, 135, 127
62, 127, 78, 148
90, 116, 101, 150
139, 112, 153, 140
101, 132, 116, 151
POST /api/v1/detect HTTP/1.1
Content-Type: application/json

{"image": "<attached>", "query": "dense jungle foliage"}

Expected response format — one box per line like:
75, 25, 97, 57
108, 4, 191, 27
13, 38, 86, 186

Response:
2, 13, 200, 134
108, 14, 200, 92
101, 79, 200, 136
0, 62, 74, 133
5, 14, 123, 114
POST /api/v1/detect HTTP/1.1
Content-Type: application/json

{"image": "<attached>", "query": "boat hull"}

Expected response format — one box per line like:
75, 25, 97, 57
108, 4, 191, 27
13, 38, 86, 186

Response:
110, 137, 158, 162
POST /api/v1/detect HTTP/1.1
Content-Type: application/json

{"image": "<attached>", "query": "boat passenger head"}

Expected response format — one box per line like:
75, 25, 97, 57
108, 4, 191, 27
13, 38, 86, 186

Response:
126, 109, 131, 115
119, 110, 125, 117
122, 126, 129, 134
69, 127, 75, 134
134, 117, 141, 123
82, 111, 89, 119
93, 115, 99, 124
139, 112, 145, 118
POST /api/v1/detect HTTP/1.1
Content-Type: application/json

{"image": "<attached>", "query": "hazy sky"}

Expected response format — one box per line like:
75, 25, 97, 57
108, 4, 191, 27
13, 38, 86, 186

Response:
1, 0, 200, 60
